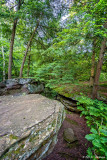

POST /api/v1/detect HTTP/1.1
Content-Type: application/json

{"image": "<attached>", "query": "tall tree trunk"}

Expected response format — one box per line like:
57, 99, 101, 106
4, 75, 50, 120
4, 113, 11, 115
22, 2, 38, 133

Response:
19, 22, 39, 77
90, 40, 96, 86
8, 19, 17, 79
92, 38, 106, 99
12, 59, 18, 77
8, 0, 22, 79
2, 46, 5, 81
27, 54, 31, 77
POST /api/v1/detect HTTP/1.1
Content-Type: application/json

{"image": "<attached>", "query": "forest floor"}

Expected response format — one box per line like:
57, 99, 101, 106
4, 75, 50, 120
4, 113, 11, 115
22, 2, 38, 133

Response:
43, 111, 92, 160
43, 81, 107, 160
54, 81, 107, 100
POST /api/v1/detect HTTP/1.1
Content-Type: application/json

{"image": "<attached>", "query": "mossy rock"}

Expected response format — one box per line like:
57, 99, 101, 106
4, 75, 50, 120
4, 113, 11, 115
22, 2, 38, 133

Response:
63, 128, 77, 143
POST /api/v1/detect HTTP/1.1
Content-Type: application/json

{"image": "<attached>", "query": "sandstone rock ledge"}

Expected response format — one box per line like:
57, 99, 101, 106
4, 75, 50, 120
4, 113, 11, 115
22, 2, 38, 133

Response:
0, 94, 65, 160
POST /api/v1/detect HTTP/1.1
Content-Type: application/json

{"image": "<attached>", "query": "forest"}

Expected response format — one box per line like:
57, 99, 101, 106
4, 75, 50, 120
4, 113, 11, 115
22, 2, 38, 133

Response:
0, 0, 107, 98
0, 0, 107, 159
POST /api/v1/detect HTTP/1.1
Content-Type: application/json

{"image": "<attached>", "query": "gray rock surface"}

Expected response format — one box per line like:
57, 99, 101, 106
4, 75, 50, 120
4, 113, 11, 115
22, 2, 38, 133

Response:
0, 82, 6, 88
6, 79, 18, 87
28, 84, 44, 94
18, 78, 32, 84
0, 94, 65, 160
57, 95, 80, 113
0, 78, 45, 96
63, 128, 77, 143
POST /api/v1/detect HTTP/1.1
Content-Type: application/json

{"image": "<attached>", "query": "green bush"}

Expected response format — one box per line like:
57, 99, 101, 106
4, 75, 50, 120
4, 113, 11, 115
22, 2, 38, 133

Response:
100, 72, 107, 82
77, 96, 107, 160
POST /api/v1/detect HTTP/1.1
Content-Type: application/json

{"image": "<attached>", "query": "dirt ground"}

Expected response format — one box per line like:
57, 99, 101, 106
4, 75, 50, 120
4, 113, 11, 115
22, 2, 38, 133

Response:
43, 111, 92, 160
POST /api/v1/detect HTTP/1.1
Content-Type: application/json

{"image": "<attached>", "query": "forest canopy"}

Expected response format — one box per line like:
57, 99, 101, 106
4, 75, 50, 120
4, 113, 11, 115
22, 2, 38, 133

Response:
0, 0, 107, 99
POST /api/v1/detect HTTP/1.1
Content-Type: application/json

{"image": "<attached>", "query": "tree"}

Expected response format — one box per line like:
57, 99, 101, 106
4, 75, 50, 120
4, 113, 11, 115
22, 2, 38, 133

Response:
1, 27, 5, 80
34, 0, 107, 94
70, 0, 107, 98
19, 21, 39, 77
8, 0, 22, 79
8, 19, 18, 79
19, 0, 65, 77
92, 37, 106, 99
90, 40, 96, 86
1, 46, 5, 80
27, 54, 31, 77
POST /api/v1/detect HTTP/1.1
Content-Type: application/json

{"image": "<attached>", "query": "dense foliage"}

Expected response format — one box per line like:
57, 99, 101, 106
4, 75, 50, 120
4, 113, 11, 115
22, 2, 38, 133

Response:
0, 0, 107, 99
0, 1, 107, 158
77, 96, 107, 159
0, 0, 106, 83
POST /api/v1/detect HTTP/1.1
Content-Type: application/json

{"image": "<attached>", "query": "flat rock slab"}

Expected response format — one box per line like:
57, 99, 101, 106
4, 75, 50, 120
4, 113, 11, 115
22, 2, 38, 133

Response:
0, 94, 55, 137
0, 94, 65, 159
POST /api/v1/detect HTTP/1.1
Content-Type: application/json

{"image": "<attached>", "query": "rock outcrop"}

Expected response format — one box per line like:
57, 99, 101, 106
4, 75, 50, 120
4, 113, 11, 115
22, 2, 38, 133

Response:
57, 94, 81, 113
0, 94, 65, 160
0, 78, 44, 96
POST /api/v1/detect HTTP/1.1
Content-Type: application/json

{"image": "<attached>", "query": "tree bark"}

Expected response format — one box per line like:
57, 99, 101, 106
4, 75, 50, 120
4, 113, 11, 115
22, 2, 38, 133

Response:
2, 46, 5, 81
90, 40, 96, 86
19, 22, 39, 77
8, 19, 18, 79
92, 38, 106, 99
8, 0, 22, 79
27, 54, 31, 77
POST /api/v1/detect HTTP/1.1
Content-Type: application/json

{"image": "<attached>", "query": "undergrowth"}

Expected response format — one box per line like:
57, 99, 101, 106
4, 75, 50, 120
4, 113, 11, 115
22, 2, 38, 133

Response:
77, 96, 107, 160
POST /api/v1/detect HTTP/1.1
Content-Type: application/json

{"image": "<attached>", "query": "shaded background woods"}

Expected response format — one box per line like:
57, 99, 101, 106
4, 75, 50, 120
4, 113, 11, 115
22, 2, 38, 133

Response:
0, 0, 107, 99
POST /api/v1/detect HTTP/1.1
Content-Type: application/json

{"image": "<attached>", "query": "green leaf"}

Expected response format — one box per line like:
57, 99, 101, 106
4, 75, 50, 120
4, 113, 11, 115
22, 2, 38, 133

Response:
100, 129, 107, 136
92, 139, 102, 148
85, 134, 95, 141
90, 128, 97, 134
100, 137, 107, 143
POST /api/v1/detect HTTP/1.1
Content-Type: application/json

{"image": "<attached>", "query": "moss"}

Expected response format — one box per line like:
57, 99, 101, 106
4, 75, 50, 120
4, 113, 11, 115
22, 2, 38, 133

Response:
10, 144, 25, 156
65, 109, 72, 115
2, 153, 11, 160
62, 110, 66, 122
42, 132, 54, 146
1, 141, 26, 159
14, 147, 21, 154
9, 134, 18, 140
29, 135, 39, 142
20, 144, 25, 149
65, 117, 78, 125
51, 120, 56, 128
54, 87, 73, 98
4, 150, 13, 159
47, 125, 52, 131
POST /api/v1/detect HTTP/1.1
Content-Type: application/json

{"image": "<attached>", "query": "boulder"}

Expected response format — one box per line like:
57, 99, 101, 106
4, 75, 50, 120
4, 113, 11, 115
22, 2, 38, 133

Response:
21, 84, 29, 94
7, 84, 21, 90
0, 94, 65, 160
0, 82, 6, 88
28, 84, 44, 94
57, 95, 81, 113
6, 79, 18, 87
0, 78, 45, 96
63, 128, 77, 143
18, 78, 33, 85
0, 88, 6, 96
